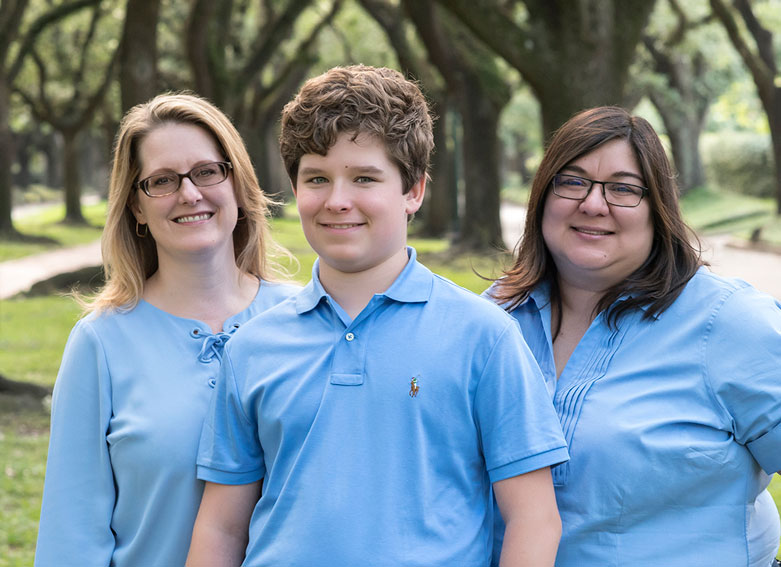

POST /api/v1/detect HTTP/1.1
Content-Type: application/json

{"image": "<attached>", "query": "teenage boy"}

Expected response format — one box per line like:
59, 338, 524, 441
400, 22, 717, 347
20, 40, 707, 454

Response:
187, 65, 568, 567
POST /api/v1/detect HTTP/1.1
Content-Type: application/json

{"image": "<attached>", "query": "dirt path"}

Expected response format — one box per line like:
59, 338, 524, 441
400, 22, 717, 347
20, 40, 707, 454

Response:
501, 202, 781, 300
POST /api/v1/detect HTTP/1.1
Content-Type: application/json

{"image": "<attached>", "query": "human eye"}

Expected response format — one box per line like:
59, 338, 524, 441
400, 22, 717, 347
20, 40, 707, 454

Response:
151, 173, 176, 187
306, 176, 328, 185
355, 176, 377, 184
607, 183, 641, 196
192, 164, 220, 179
557, 174, 588, 187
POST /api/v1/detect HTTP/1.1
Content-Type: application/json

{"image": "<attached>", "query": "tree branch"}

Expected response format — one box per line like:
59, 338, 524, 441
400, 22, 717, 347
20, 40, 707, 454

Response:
734, 0, 776, 75
8, 0, 100, 83
433, 0, 535, 75
709, 0, 773, 101
235, 0, 313, 95
0, 0, 29, 66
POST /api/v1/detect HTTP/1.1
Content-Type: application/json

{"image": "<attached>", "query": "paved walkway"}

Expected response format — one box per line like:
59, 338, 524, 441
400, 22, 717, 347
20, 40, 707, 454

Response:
0, 240, 102, 299
1, 203, 779, 300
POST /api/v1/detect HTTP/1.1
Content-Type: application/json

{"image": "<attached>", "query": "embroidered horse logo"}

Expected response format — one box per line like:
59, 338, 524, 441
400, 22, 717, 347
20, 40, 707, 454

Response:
409, 376, 420, 398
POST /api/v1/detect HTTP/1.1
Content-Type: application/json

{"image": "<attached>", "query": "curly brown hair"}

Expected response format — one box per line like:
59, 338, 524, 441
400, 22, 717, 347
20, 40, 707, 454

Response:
279, 65, 434, 194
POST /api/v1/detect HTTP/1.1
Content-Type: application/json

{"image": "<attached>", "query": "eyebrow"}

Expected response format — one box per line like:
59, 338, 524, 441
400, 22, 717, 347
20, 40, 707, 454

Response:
298, 165, 385, 176
562, 164, 645, 183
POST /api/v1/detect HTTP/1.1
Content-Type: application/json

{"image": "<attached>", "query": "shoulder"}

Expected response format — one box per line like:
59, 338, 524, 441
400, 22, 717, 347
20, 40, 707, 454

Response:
258, 279, 301, 300
673, 269, 779, 326
67, 306, 136, 340
428, 273, 518, 329
228, 293, 301, 346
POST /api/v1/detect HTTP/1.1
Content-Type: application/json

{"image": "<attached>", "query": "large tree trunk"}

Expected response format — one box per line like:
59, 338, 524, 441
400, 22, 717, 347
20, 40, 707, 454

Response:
119, 0, 160, 111
0, 80, 18, 237
653, 100, 706, 192
770, 106, 781, 215
456, 79, 505, 250
404, 0, 511, 251
62, 129, 86, 224
418, 95, 455, 237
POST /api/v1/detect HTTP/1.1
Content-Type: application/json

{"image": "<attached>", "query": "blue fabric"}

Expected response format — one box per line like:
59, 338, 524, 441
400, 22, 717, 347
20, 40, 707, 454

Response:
35, 281, 299, 567
197, 248, 568, 567
486, 268, 781, 567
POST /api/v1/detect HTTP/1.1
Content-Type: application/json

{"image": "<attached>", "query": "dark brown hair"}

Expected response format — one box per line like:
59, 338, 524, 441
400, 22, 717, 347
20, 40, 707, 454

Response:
491, 106, 702, 328
279, 65, 434, 194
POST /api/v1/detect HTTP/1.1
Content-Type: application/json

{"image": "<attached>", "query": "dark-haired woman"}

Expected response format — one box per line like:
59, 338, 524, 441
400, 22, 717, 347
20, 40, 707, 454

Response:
487, 106, 781, 566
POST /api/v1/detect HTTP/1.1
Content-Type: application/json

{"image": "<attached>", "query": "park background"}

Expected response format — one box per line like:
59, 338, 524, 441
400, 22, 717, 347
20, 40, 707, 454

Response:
1, 0, 781, 564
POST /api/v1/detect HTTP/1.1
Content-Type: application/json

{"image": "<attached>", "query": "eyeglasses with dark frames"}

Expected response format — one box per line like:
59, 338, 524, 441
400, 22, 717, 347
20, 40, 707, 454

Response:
136, 161, 233, 197
551, 173, 648, 207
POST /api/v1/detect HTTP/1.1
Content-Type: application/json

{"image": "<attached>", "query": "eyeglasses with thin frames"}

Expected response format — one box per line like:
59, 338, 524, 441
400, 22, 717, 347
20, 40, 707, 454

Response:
135, 161, 233, 197
551, 173, 648, 207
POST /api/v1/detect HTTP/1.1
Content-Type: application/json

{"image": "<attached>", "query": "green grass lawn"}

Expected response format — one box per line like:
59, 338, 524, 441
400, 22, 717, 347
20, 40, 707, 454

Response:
0, 195, 779, 564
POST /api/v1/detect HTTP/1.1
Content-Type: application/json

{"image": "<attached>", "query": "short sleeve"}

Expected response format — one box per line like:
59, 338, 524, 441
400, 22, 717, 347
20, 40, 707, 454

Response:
474, 321, 569, 483
35, 320, 117, 567
196, 342, 265, 484
705, 286, 781, 474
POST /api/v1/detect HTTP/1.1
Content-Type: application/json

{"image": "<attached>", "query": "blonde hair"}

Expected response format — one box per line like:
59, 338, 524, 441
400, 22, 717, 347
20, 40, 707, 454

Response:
86, 92, 289, 313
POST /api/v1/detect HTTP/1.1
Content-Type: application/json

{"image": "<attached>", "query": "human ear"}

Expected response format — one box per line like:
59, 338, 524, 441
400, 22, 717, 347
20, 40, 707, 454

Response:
404, 176, 426, 215
128, 195, 147, 225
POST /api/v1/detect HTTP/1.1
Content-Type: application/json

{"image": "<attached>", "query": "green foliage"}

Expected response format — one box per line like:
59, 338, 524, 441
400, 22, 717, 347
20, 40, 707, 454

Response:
701, 132, 776, 198
307, 0, 399, 73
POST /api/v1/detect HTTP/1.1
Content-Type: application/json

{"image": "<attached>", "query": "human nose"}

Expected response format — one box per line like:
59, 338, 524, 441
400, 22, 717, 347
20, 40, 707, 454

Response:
324, 180, 352, 212
178, 176, 203, 204
578, 182, 609, 215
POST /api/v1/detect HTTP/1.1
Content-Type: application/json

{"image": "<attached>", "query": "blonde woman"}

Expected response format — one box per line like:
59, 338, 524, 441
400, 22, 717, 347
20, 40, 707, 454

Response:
35, 93, 298, 567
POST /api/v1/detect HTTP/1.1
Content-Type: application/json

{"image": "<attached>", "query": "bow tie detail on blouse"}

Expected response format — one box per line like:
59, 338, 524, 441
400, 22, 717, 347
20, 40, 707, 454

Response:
195, 328, 238, 363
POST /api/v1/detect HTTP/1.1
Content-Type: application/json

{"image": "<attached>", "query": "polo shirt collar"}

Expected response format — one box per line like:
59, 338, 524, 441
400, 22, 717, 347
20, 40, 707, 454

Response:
294, 247, 433, 315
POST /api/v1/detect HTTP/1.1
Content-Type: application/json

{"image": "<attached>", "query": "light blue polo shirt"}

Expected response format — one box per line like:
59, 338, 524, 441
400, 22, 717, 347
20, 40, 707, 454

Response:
490, 267, 781, 567
35, 280, 299, 567
197, 248, 568, 567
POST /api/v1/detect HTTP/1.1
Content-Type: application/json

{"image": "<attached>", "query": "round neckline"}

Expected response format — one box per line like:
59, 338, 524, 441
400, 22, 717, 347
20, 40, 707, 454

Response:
137, 278, 262, 332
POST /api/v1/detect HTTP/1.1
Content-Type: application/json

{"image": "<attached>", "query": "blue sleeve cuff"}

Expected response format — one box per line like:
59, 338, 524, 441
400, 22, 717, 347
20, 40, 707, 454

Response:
488, 445, 570, 483
196, 465, 264, 485
747, 422, 781, 474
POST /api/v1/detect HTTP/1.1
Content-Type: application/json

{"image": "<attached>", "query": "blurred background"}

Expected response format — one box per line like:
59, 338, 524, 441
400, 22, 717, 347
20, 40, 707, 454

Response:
1, 0, 781, 252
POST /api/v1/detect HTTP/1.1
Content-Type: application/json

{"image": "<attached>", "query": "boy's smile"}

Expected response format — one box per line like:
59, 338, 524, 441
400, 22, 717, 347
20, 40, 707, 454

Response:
294, 132, 424, 281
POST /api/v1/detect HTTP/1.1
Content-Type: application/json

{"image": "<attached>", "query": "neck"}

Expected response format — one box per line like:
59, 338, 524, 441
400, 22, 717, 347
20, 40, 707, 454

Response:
144, 247, 257, 333
318, 247, 409, 320
557, 278, 605, 320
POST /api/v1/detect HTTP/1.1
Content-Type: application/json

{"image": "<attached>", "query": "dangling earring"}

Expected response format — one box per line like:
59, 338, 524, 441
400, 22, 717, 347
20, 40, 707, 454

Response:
136, 222, 148, 238
237, 207, 246, 221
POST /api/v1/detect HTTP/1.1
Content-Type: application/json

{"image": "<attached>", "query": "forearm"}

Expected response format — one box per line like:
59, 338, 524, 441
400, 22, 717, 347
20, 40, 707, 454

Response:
186, 522, 248, 567
186, 480, 260, 567
494, 467, 561, 567
499, 510, 561, 567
